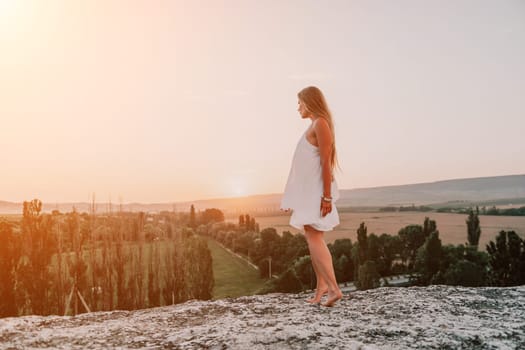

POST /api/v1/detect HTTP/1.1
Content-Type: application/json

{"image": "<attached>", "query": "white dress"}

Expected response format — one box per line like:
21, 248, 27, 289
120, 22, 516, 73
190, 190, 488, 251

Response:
280, 130, 340, 232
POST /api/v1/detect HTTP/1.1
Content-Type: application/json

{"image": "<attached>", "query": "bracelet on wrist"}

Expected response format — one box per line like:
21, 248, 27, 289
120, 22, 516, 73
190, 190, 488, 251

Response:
321, 196, 332, 202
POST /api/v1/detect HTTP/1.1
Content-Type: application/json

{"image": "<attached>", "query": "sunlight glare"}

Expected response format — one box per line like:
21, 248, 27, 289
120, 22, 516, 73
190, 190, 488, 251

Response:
0, 0, 22, 34
0, 0, 18, 17
228, 176, 246, 198
232, 186, 244, 197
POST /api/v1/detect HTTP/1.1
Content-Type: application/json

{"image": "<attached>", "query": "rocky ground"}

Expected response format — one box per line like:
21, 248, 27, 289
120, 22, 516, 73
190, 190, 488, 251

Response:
1, 285, 524, 349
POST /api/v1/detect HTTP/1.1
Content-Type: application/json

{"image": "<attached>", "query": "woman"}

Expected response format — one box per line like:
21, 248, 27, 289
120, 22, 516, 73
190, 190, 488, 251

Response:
281, 86, 343, 307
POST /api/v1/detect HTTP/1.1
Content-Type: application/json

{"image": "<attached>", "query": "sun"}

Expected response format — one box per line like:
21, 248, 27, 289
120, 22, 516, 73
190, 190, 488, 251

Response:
230, 181, 245, 197
227, 176, 247, 198
232, 186, 244, 197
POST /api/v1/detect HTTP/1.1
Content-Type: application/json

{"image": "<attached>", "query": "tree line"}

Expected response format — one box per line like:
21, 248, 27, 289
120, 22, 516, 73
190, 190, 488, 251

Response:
379, 204, 525, 216
437, 205, 525, 216
3, 200, 523, 317
380, 205, 433, 212
0, 199, 214, 318
200, 208, 525, 293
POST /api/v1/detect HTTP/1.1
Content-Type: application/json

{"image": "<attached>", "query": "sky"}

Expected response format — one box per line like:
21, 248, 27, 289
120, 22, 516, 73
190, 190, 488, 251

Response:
1, 0, 524, 203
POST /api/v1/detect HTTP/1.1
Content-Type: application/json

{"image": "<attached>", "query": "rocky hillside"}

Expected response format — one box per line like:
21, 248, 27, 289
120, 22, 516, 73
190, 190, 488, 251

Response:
1, 285, 524, 349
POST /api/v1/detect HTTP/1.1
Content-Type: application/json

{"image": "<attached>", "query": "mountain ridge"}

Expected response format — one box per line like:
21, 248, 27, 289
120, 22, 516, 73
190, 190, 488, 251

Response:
1, 174, 524, 214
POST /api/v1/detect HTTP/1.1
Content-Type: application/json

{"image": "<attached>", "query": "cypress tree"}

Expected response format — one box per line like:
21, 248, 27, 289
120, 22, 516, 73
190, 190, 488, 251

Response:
0, 222, 18, 317
467, 207, 481, 248
189, 205, 196, 228
415, 231, 442, 285
19, 199, 55, 315
357, 222, 368, 264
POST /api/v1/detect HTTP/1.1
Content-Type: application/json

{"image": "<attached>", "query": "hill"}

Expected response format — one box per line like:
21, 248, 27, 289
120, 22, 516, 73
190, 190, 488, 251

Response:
1, 174, 524, 214
0, 285, 523, 349
337, 174, 525, 207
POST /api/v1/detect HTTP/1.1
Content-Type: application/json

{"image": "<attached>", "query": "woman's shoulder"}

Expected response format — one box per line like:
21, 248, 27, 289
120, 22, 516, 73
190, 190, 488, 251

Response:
312, 117, 330, 132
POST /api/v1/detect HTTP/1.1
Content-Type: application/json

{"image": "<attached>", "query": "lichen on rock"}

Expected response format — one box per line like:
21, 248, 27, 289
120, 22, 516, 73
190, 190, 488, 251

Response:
1, 285, 524, 349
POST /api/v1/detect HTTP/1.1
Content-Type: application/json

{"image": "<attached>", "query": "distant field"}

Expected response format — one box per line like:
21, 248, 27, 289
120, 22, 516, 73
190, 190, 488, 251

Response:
0, 214, 22, 223
252, 212, 525, 248
206, 238, 266, 299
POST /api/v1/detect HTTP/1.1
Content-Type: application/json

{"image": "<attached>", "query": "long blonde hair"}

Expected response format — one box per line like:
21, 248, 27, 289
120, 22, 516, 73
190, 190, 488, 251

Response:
298, 86, 339, 171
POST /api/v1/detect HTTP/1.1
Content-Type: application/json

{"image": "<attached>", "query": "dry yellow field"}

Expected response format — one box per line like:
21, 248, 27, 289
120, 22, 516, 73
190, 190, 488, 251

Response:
253, 212, 525, 248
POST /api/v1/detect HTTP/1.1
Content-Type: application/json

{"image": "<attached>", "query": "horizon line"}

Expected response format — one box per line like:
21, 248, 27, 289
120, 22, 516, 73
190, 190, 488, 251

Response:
1, 173, 523, 205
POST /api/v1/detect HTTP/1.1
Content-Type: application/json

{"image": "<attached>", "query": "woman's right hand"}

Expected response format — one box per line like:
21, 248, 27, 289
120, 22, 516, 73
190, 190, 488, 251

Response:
320, 198, 332, 217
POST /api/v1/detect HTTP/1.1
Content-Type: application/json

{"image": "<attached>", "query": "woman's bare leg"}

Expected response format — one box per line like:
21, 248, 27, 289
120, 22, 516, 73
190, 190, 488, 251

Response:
306, 253, 328, 303
304, 225, 343, 307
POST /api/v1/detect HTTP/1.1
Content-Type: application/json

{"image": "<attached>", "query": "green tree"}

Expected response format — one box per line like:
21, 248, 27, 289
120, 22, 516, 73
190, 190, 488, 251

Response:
329, 239, 353, 261
183, 235, 214, 300
66, 210, 90, 315
272, 266, 303, 293
442, 260, 486, 287
378, 234, 401, 276
196, 236, 214, 300
334, 254, 352, 283
233, 231, 255, 256
255, 228, 281, 277
18, 199, 56, 315
414, 231, 442, 285
367, 234, 380, 263
486, 206, 499, 215
356, 260, 380, 290
486, 230, 524, 286
201, 208, 225, 225
293, 255, 315, 290
258, 227, 281, 258
353, 223, 381, 290
0, 222, 19, 317
283, 233, 309, 267
353, 223, 369, 285
113, 234, 128, 310
66, 255, 88, 314
356, 222, 368, 264
147, 243, 161, 308
398, 218, 435, 271
437, 244, 489, 287
244, 214, 251, 230
466, 207, 481, 248
162, 238, 183, 305
189, 205, 196, 228
170, 236, 186, 303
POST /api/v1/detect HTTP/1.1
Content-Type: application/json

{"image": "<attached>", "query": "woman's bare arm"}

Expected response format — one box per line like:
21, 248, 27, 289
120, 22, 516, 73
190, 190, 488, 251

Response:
313, 118, 333, 216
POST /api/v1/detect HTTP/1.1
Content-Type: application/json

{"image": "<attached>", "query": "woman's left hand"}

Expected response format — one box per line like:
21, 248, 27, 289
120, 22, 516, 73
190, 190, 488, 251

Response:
320, 199, 332, 217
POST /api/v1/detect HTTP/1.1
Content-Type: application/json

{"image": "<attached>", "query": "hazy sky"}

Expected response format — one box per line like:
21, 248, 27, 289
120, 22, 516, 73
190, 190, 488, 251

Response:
1, 0, 524, 203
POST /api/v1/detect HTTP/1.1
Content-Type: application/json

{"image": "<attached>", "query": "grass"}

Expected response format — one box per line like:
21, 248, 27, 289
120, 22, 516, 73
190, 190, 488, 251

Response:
205, 238, 267, 300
